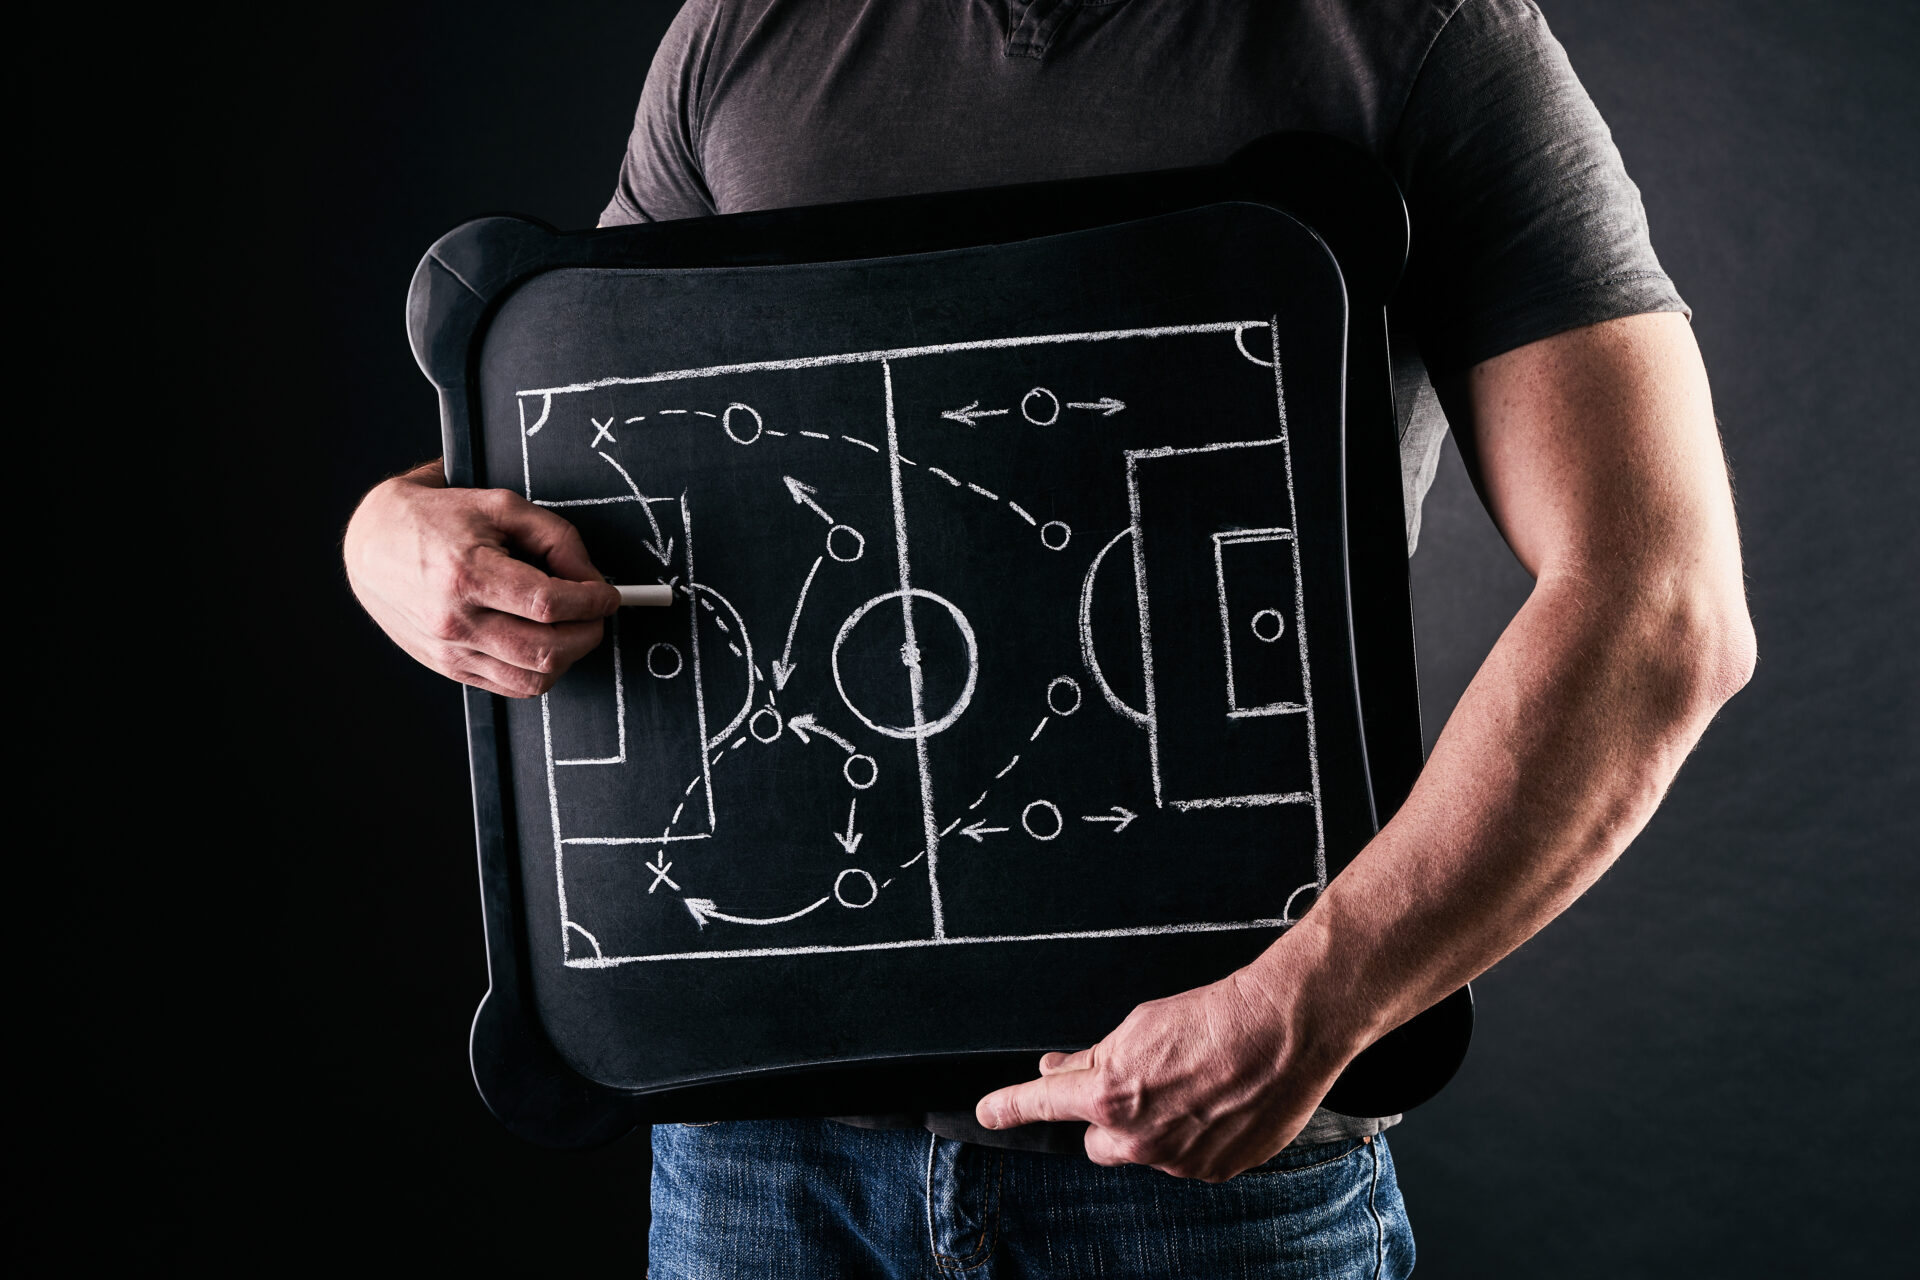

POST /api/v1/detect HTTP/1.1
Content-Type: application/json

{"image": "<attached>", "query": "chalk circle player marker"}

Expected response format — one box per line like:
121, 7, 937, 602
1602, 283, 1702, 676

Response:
1251, 607, 1286, 643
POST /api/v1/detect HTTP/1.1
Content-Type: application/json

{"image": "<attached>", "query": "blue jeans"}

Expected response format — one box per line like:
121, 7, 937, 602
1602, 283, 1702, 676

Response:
649, 1119, 1414, 1279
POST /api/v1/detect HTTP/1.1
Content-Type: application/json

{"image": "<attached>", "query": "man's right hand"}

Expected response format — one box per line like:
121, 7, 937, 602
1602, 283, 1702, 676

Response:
344, 458, 622, 698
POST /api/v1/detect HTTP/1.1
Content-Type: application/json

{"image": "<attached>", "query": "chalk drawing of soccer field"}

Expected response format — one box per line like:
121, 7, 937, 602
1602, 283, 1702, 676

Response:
506, 320, 1331, 968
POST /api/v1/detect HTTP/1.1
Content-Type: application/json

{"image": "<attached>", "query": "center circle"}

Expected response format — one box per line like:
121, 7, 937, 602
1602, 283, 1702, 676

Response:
831, 589, 979, 741
1251, 608, 1286, 643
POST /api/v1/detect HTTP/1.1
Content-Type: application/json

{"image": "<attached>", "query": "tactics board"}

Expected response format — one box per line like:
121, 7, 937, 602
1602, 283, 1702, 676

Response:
411, 138, 1469, 1146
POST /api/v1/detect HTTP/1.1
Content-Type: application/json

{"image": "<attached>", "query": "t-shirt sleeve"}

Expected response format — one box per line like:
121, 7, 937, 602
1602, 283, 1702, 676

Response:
599, 0, 724, 226
1389, 0, 1688, 378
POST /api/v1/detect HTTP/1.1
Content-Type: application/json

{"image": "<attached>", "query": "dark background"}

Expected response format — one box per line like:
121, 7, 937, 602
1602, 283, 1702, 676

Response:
40, 0, 1915, 1272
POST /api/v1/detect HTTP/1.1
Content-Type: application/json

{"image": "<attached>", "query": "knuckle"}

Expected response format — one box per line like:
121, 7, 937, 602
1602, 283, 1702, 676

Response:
524, 585, 558, 624
1098, 1076, 1145, 1126
428, 609, 469, 642
442, 554, 484, 606
505, 671, 549, 699
477, 488, 520, 519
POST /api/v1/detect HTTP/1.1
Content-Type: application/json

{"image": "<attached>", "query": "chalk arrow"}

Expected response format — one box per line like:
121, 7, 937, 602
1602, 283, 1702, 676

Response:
1066, 397, 1127, 417
959, 819, 1010, 843
835, 798, 864, 855
1081, 805, 1137, 833
684, 895, 831, 928
941, 401, 1009, 428
786, 712, 857, 754
771, 555, 823, 691
782, 475, 835, 524
597, 450, 674, 565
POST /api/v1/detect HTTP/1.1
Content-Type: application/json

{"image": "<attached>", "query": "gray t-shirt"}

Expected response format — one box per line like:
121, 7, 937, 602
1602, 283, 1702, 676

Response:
601, 0, 1686, 1154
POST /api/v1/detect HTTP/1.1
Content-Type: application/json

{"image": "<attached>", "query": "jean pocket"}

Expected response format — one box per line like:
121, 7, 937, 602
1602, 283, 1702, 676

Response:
1235, 1136, 1367, 1178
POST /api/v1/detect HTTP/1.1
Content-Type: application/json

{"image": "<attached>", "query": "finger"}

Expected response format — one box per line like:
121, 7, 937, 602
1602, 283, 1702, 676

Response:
454, 669, 528, 699
976, 1068, 1097, 1130
464, 612, 606, 675
1082, 1126, 1142, 1168
459, 546, 620, 623
488, 493, 615, 585
453, 651, 556, 699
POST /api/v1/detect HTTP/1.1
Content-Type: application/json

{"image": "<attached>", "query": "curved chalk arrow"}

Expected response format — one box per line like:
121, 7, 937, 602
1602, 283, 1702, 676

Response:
772, 555, 823, 690
684, 895, 831, 928
1082, 805, 1137, 833
596, 450, 675, 565
787, 712, 857, 753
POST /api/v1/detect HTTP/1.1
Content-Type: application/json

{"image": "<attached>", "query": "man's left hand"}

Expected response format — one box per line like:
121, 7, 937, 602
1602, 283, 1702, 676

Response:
974, 968, 1350, 1181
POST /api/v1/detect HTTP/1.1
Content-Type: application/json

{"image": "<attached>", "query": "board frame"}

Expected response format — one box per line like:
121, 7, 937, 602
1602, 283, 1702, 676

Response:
409, 133, 1471, 1147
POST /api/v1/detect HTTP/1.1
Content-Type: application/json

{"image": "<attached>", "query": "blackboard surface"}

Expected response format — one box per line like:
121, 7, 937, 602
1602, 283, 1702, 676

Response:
413, 137, 1470, 1145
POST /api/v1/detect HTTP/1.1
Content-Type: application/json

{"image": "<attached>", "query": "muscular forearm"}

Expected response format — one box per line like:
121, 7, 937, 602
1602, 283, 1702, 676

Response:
1255, 314, 1757, 1068
976, 316, 1754, 1177
1248, 562, 1756, 1060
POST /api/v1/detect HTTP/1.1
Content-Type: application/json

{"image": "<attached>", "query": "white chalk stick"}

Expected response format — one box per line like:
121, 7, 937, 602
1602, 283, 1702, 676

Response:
614, 584, 674, 607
